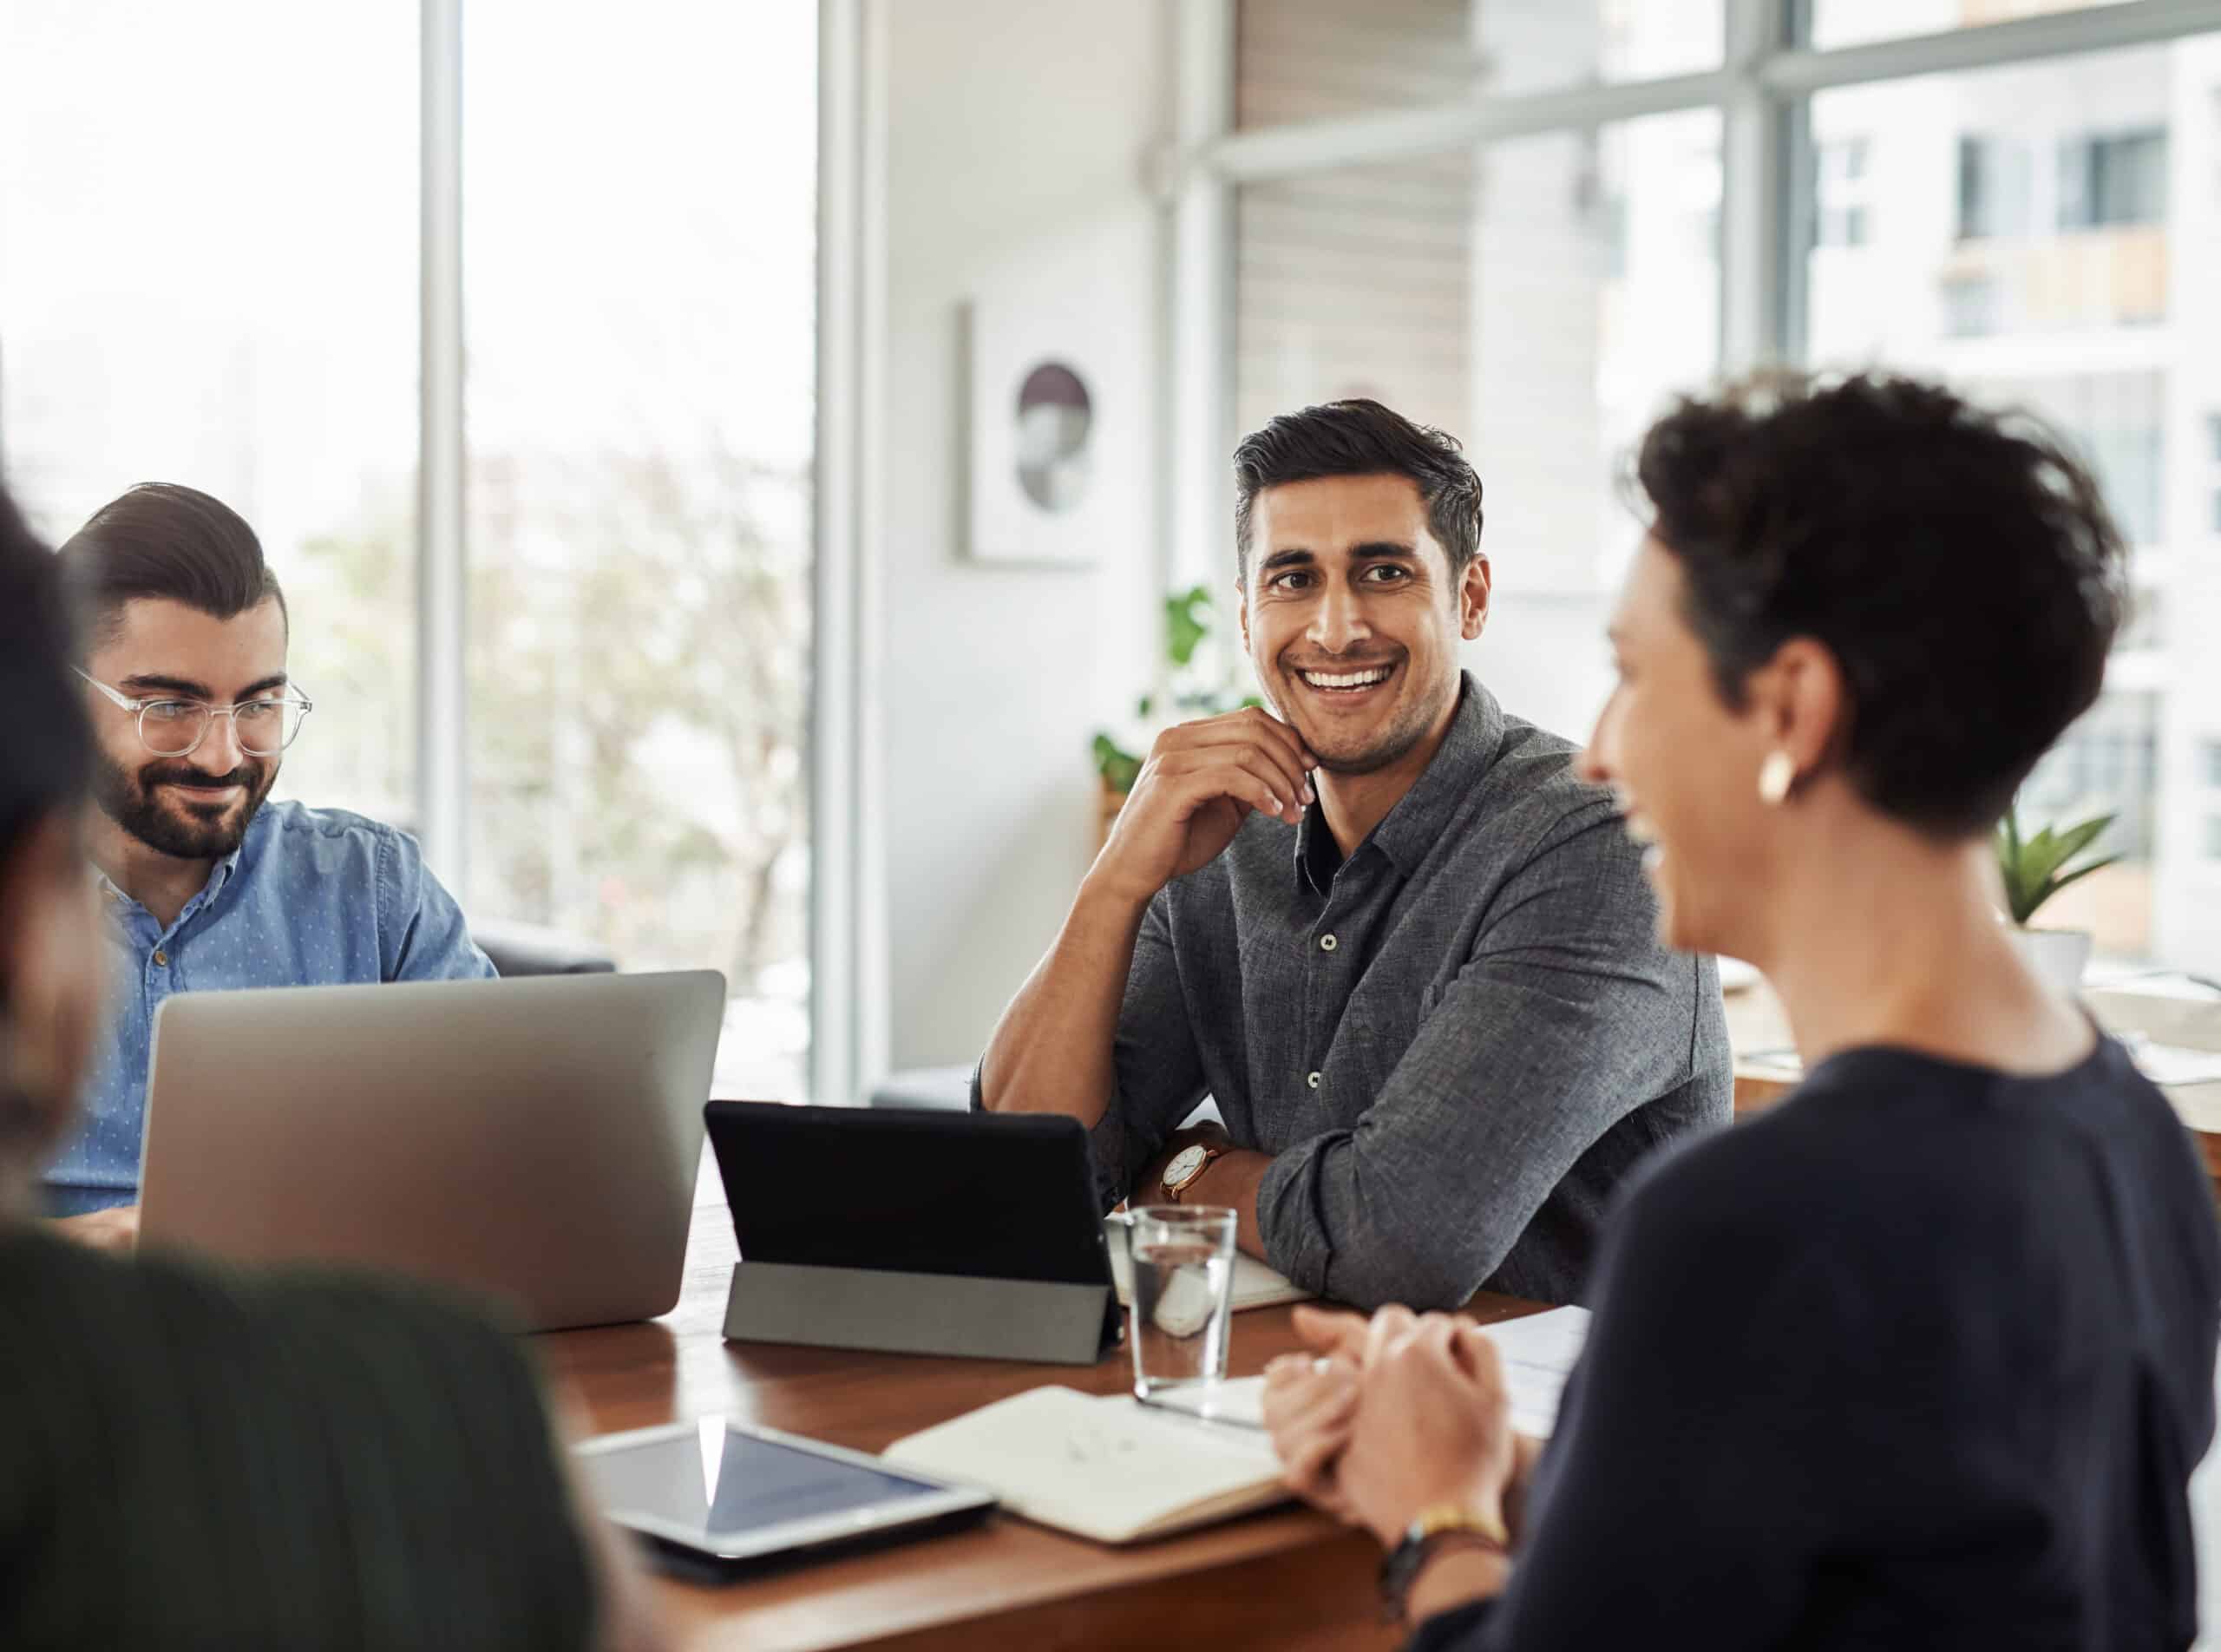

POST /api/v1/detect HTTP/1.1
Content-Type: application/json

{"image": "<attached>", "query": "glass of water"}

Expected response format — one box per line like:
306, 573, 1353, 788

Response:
1124, 1204, 1237, 1400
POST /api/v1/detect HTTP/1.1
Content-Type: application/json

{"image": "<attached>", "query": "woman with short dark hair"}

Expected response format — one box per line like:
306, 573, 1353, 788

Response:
1266, 372, 2221, 1649
0, 481, 663, 1651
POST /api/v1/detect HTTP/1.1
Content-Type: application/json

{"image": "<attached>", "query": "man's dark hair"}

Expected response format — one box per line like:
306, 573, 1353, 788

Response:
1634, 370, 2126, 839
0, 479, 90, 867
1232, 399, 1485, 584
58, 482, 285, 647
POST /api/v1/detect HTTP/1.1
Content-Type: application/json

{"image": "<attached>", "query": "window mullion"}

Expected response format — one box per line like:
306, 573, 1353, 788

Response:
1720, 0, 1792, 374
416, 0, 467, 886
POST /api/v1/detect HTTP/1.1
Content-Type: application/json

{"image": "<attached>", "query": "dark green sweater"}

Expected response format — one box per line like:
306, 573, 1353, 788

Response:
0, 1228, 595, 1650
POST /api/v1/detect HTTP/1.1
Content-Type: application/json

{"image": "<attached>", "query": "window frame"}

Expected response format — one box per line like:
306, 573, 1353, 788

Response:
1, 0, 847, 1098
1179, 1, 2221, 446
1173, 0, 2221, 958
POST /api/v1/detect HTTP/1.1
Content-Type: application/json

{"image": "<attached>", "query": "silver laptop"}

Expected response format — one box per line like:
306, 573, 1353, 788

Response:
139, 969, 724, 1332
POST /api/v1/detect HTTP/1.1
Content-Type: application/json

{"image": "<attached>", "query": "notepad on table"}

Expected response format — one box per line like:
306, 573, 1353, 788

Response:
1104, 1218, 1314, 1312
881, 1386, 1288, 1544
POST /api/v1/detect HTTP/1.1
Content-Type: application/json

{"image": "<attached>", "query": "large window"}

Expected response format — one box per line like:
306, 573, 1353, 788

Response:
462, 3, 815, 1036
0, 3, 817, 1085
1235, 0, 1724, 128
1804, 40, 2204, 962
1218, 2, 2221, 976
0, 2, 419, 826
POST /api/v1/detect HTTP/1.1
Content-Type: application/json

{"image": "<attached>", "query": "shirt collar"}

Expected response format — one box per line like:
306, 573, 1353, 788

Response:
1289, 672, 1503, 890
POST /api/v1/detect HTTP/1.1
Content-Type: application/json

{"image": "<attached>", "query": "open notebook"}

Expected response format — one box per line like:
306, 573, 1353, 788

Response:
1103, 1218, 1314, 1312
881, 1306, 1592, 1545
883, 1386, 1287, 1544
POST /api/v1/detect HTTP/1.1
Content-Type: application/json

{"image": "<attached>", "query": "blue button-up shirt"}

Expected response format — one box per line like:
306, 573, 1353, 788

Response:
46, 799, 495, 1214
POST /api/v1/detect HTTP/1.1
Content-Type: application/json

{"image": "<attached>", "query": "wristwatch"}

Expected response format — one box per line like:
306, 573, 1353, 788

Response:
1378, 1503, 1510, 1622
1159, 1140, 1228, 1203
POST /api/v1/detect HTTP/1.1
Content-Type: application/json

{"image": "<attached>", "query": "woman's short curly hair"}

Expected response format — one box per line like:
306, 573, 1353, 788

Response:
1632, 370, 2126, 839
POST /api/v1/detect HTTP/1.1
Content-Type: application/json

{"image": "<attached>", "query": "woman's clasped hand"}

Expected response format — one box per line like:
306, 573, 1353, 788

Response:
1262, 1303, 1535, 1549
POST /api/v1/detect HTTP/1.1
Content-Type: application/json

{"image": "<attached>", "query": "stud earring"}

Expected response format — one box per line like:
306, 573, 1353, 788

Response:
1757, 750, 1796, 807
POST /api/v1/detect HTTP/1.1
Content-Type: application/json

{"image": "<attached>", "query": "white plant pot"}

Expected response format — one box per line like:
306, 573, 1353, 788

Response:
2007, 926, 2092, 1000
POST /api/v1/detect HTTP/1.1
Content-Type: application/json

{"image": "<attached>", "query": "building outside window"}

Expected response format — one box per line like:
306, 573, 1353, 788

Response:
1818, 136, 1875, 247
1219, 0, 2221, 975
2057, 129, 2170, 230
1957, 134, 2033, 239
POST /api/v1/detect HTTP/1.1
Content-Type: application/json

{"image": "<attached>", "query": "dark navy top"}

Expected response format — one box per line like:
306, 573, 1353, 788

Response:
1413, 1037, 2221, 1651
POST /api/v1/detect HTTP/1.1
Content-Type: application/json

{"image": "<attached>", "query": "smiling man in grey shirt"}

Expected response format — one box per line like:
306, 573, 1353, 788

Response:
978, 399, 1729, 1309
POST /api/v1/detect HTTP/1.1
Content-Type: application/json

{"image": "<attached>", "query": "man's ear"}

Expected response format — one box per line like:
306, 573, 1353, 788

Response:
1235, 579, 1252, 654
1458, 554, 1491, 642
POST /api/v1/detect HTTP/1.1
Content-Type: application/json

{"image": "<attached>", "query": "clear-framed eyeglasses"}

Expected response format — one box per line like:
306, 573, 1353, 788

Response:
73, 669, 315, 758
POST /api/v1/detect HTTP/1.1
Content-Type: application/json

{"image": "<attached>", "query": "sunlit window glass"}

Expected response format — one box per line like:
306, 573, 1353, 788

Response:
0, 0, 416, 823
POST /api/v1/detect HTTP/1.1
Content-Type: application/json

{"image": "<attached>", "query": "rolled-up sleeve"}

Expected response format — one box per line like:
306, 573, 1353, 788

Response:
969, 888, 1209, 1211
1255, 814, 1696, 1309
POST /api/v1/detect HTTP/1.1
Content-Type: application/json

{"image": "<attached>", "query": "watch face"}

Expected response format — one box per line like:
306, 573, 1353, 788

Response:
1163, 1145, 1208, 1189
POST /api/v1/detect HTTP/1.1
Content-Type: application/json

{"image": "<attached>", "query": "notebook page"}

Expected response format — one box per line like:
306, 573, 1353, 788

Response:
882, 1386, 1285, 1544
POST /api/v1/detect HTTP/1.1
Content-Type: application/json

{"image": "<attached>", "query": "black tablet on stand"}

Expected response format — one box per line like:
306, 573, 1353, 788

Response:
704, 1100, 1123, 1364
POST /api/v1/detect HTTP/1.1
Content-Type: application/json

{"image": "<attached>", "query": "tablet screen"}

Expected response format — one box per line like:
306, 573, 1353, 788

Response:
586, 1423, 948, 1539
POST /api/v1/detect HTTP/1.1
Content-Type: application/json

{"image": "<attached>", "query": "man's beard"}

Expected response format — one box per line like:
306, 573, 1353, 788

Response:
91, 751, 275, 860
1274, 652, 1451, 777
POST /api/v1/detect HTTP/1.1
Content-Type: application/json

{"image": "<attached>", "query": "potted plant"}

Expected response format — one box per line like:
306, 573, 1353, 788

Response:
1092, 585, 1259, 845
1995, 802, 2117, 998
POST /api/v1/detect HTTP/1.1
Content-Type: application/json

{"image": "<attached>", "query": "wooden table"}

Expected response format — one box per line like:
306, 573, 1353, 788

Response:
540, 1196, 1545, 1651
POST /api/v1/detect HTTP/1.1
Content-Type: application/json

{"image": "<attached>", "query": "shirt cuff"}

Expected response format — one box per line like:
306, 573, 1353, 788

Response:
1255, 1142, 1333, 1297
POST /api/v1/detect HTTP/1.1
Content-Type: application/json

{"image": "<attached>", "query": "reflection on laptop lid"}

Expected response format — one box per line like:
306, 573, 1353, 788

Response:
141, 969, 724, 1331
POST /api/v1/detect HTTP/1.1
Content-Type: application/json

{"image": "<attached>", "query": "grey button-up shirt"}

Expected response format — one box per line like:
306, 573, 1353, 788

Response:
1072, 674, 1729, 1310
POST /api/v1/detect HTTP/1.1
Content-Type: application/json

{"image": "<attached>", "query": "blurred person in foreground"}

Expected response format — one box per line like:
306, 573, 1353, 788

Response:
1264, 372, 2221, 1648
0, 481, 661, 1651
46, 482, 494, 1243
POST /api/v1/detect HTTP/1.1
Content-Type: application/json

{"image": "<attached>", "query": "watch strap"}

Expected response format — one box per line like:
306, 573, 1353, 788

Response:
1378, 1504, 1509, 1622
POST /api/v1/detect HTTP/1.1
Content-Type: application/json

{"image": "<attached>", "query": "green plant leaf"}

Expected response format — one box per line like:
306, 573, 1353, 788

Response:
2036, 853, 2120, 908
2047, 814, 2115, 868
1165, 584, 1211, 669
1996, 804, 2119, 924
1091, 731, 1143, 793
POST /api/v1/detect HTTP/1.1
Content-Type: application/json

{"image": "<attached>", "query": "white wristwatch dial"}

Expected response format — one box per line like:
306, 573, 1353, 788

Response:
1161, 1143, 1215, 1200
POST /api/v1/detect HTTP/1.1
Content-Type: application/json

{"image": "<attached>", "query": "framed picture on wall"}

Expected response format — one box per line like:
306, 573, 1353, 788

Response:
961, 297, 1104, 566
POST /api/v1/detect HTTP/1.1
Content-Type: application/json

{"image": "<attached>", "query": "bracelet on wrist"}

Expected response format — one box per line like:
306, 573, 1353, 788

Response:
1377, 1503, 1509, 1623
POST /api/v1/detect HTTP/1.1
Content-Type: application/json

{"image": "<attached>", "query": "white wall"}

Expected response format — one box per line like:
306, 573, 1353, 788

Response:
876, 0, 1167, 1071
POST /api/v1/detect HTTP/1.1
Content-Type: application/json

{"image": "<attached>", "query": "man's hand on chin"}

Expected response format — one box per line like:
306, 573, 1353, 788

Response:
51, 1203, 140, 1256
1137, 1122, 1236, 1205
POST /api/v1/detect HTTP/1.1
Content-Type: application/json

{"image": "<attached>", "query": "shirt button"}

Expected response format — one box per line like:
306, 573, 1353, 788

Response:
152, 950, 168, 967
1319, 933, 1338, 952
1307, 1072, 1321, 1090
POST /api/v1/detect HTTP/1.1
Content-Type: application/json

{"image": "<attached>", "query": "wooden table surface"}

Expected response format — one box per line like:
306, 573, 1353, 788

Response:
538, 1194, 1545, 1652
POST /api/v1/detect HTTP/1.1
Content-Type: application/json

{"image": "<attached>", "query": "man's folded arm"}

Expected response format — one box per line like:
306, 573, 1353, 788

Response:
973, 888, 1209, 1210
1256, 815, 1698, 1309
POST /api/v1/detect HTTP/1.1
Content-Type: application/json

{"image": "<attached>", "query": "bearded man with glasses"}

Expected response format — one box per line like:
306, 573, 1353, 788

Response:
46, 483, 493, 1247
